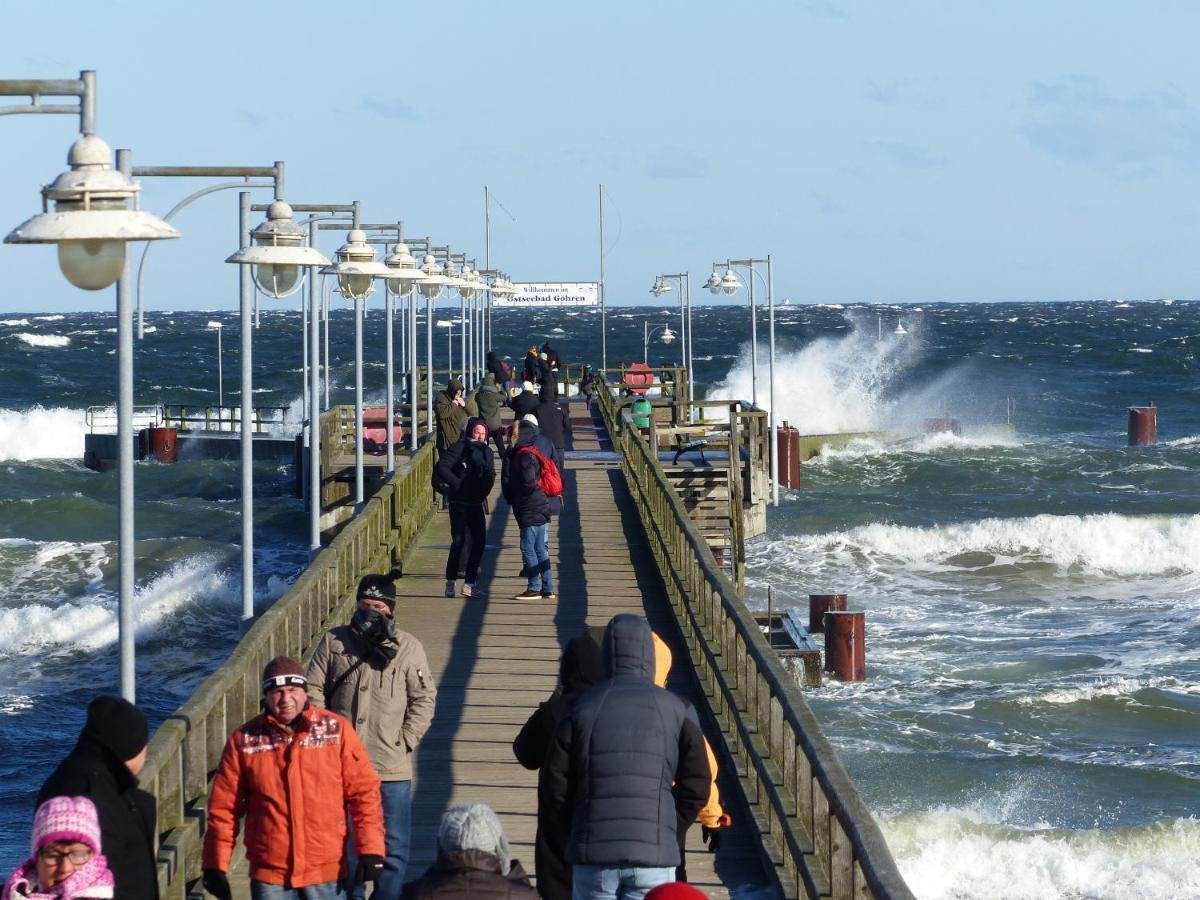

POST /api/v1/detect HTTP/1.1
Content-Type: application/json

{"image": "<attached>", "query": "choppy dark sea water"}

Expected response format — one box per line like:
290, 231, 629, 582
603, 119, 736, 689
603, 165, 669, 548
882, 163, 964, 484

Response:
0, 299, 1196, 898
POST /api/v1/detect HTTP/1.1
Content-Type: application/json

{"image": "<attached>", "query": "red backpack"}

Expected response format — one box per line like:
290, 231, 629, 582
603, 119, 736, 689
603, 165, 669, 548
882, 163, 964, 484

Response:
517, 446, 563, 497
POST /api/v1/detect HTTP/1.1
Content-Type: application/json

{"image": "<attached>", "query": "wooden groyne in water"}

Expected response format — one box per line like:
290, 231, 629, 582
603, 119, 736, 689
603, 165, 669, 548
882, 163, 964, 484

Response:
138, 371, 914, 900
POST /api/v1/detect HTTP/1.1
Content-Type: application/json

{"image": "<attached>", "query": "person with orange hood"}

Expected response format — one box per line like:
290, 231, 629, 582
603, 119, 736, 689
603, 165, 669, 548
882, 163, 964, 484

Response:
651, 634, 732, 883
201, 656, 385, 899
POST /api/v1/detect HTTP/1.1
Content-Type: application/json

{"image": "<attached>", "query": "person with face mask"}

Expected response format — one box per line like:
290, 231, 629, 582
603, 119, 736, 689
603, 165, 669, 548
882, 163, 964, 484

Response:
306, 574, 437, 900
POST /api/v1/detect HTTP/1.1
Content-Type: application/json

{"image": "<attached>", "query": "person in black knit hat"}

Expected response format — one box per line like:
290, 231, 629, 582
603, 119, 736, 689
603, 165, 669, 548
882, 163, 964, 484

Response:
38, 695, 159, 900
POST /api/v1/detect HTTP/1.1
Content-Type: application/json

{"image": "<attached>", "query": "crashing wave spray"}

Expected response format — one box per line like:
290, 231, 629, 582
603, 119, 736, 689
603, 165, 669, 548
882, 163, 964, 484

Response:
705, 314, 926, 433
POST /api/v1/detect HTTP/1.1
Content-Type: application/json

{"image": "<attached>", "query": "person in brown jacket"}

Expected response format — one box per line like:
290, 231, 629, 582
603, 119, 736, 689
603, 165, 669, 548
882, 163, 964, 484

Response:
307, 573, 437, 899
401, 803, 536, 900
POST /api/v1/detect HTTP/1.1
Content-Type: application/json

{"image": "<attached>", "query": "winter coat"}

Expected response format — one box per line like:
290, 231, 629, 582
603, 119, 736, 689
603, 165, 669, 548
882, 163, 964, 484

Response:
513, 627, 606, 900
36, 735, 157, 900
522, 353, 539, 383
486, 352, 509, 386
501, 423, 550, 527
202, 705, 384, 888
534, 382, 570, 451
542, 615, 710, 869
475, 376, 506, 431
434, 436, 496, 506
511, 390, 539, 420
402, 851, 537, 900
434, 391, 468, 452
307, 625, 437, 782
541, 343, 562, 372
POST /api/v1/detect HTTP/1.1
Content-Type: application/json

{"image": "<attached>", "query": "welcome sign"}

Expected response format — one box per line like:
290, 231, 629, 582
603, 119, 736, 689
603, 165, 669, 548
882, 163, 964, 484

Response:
497, 282, 599, 307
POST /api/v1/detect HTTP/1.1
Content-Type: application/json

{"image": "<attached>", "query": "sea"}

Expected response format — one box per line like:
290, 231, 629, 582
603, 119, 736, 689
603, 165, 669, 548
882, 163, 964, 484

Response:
0, 299, 1196, 898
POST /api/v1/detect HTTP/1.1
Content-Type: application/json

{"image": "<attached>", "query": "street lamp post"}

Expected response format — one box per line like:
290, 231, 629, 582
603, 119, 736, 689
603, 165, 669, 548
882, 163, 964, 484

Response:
207, 320, 224, 410
650, 273, 694, 418
644, 320, 676, 364
3, 72, 179, 701
710, 256, 779, 506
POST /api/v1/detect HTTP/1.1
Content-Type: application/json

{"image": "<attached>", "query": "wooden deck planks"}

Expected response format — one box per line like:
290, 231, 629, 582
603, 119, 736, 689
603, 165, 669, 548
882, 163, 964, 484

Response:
229, 400, 772, 900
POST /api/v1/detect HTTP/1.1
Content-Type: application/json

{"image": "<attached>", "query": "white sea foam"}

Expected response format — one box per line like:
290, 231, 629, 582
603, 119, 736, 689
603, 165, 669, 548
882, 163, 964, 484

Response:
0, 407, 87, 460
884, 807, 1200, 900
775, 513, 1200, 578
14, 333, 70, 348
0, 318, 30, 327
34, 315, 64, 321
1020, 675, 1181, 706
0, 554, 234, 655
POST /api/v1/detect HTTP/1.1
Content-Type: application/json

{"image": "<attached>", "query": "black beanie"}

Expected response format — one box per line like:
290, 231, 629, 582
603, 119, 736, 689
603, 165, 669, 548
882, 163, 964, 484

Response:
84, 695, 149, 762
357, 572, 398, 612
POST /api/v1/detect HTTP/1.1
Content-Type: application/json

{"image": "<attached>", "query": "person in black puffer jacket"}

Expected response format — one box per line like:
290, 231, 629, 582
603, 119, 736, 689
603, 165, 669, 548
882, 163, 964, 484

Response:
501, 419, 553, 601
533, 379, 570, 472
542, 615, 710, 899
513, 627, 606, 900
511, 381, 539, 421
434, 417, 495, 599
37, 696, 159, 900
402, 802, 536, 900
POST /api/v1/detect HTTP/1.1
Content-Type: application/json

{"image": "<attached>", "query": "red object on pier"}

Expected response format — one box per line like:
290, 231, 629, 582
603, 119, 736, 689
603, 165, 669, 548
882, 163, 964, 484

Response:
623, 362, 654, 395
1127, 406, 1156, 446
923, 417, 961, 435
776, 424, 801, 489
146, 426, 178, 463
362, 407, 404, 453
809, 594, 847, 634
824, 611, 866, 681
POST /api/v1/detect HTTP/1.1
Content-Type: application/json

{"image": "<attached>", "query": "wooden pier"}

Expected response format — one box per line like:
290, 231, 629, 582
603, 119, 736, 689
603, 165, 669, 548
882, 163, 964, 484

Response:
141, 376, 913, 900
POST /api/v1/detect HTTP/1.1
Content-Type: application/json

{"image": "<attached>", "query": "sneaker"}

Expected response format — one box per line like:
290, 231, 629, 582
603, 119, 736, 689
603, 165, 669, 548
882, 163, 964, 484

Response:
513, 589, 542, 601
444, 581, 456, 598
541, 590, 557, 600
462, 584, 487, 600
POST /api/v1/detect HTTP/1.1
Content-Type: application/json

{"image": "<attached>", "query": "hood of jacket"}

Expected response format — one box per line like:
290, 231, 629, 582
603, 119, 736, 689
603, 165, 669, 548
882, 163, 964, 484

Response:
560, 626, 606, 697
514, 420, 539, 448
481, 373, 498, 389
601, 614, 655, 681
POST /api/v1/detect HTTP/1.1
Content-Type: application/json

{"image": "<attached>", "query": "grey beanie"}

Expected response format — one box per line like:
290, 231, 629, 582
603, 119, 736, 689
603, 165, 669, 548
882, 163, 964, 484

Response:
437, 803, 511, 872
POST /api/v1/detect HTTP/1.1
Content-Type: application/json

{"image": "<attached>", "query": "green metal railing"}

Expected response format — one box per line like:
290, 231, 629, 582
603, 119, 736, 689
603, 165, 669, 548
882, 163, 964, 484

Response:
139, 441, 436, 898
597, 379, 913, 900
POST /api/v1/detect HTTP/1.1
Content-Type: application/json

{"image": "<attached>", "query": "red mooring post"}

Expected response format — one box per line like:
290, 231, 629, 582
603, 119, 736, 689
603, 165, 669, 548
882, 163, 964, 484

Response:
146, 426, 178, 463
777, 423, 801, 489
809, 594, 848, 633
1128, 405, 1157, 446
824, 611, 866, 681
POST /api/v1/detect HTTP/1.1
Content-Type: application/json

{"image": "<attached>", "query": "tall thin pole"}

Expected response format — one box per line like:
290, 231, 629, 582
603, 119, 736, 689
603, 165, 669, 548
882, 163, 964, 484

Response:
685, 273, 695, 423
460, 294, 467, 385
767, 254, 778, 506
115, 149, 136, 703
385, 291, 395, 476
354, 293, 365, 505
409, 291, 419, 450
426, 290, 434, 436
301, 276, 310, 419
238, 192, 254, 624
485, 186, 492, 353
215, 327, 223, 409
748, 261, 758, 407
599, 184, 606, 373
308, 221, 321, 555
322, 280, 330, 411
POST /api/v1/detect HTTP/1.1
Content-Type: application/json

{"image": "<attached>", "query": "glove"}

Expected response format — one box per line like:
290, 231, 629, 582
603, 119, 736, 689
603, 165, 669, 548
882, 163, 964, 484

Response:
202, 869, 232, 900
355, 854, 385, 885
701, 825, 722, 852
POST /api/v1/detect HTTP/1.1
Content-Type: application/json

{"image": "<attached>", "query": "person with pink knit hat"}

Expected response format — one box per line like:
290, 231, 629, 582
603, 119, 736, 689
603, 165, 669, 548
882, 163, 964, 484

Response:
2, 796, 115, 899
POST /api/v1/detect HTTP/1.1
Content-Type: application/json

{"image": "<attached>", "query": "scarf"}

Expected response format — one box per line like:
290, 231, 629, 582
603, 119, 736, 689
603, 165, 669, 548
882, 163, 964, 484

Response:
2, 854, 115, 900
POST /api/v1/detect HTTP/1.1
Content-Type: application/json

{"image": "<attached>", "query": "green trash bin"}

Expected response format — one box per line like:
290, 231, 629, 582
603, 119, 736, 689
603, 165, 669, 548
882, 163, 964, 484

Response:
631, 397, 652, 429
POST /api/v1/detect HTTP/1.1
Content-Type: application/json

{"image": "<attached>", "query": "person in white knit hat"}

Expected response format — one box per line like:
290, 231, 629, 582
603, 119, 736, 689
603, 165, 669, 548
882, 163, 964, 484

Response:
402, 803, 535, 899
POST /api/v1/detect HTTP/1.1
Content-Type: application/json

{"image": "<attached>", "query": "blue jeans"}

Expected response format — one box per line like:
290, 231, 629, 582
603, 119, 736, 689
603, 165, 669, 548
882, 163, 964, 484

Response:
520, 523, 552, 592
344, 779, 412, 900
251, 882, 343, 900
571, 865, 675, 900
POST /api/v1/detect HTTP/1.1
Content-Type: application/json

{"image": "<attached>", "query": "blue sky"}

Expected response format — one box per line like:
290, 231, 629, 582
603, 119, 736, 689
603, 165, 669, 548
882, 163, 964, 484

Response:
1, 1, 1198, 311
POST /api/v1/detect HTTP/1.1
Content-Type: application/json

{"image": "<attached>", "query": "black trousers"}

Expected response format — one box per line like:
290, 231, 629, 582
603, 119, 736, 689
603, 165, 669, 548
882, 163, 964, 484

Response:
490, 426, 508, 455
446, 501, 486, 583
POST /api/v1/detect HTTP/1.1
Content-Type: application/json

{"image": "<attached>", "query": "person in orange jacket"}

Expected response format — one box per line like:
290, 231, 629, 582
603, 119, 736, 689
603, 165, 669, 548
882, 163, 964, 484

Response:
201, 656, 386, 900
652, 634, 732, 881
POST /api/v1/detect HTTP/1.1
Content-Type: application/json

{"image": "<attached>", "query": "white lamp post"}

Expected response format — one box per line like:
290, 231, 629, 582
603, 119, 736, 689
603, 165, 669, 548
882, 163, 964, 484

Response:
649, 273, 694, 418
644, 321, 676, 364
383, 236, 428, 474
3, 74, 179, 701
322, 230, 392, 508
419, 252, 451, 436
207, 321, 224, 411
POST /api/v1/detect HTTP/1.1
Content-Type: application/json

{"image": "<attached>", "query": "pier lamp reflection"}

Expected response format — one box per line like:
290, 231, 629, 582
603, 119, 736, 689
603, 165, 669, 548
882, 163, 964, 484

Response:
226, 200, 329, 298
5, 135, 178, 289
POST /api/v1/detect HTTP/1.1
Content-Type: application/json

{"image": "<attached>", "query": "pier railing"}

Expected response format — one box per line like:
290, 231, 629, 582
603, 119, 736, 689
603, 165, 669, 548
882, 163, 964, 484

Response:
596, 380, 913, 900
138, 440, 436, 898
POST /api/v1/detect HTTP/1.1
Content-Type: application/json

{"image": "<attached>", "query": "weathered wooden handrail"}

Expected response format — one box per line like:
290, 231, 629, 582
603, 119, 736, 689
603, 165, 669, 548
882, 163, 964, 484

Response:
596, 380, 913, 900
139, 440, 436, 899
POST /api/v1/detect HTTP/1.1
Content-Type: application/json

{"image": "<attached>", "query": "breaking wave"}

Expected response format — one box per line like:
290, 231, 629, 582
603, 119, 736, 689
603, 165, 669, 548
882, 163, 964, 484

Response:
13, 333, 70, 349
0, 407, 86, 461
